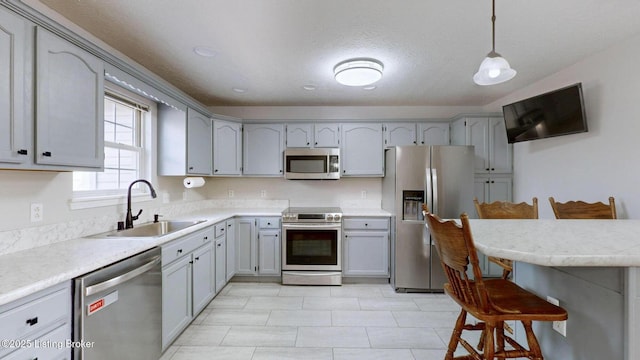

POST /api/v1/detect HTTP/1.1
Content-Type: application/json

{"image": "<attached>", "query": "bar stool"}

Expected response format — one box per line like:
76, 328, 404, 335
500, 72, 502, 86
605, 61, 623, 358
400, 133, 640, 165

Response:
473, 197, 538, 280
425, 211, 567, 360
548, 196, 617, 219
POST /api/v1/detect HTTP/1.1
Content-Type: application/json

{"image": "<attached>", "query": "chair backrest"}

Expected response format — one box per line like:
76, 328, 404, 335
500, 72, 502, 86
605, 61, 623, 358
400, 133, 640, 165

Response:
548, 196, 617, 219
425, 211, 490, 312
473, 197, 539, 219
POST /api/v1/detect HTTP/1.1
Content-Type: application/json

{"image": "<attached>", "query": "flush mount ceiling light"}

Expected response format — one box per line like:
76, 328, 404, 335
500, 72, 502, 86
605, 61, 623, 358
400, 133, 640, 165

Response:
334, 58, 383, 87
473, 0, 516, 86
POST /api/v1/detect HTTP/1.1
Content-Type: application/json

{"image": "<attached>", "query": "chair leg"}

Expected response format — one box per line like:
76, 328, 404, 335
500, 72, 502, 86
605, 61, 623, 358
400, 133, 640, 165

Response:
522, 320, 544, 360
483, 323, 495, 360
495, 321, 506, 353
445, 309, 468, 360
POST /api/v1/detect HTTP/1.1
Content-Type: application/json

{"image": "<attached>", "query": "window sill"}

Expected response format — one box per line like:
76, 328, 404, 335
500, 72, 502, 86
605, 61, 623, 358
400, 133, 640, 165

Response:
70, 192, 154, 210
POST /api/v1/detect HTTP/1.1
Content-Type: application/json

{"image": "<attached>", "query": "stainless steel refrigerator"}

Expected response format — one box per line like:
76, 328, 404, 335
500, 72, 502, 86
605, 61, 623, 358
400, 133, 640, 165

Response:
382, 145, 474, 292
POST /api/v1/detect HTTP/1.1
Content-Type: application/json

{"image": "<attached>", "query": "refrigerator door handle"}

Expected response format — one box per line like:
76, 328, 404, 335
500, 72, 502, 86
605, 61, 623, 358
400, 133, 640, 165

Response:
432, 167, 438, 216
425, 168, 433, 215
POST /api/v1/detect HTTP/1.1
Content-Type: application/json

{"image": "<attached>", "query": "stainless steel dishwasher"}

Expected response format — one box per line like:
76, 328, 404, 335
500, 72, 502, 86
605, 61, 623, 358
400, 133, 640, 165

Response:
73, 247, 161, 360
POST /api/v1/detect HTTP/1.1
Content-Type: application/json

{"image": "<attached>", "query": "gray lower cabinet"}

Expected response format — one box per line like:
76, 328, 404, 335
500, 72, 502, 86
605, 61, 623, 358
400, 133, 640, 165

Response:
161, 226, 214, 349
235, 217, 281, 276
343, 218, 390, 277
35, 27, 104, 169
0, 281, 71, 360
225, 219, 236, 281
215, 233, 227, 293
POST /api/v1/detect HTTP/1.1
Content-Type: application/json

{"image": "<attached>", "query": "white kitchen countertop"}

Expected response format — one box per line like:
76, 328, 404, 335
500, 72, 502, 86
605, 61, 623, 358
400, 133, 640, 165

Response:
0, 207, 285, 306
467, 219, 640, 267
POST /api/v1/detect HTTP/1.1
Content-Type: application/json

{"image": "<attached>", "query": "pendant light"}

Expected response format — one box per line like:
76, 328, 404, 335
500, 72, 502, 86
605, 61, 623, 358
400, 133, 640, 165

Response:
473, 0, 516, 86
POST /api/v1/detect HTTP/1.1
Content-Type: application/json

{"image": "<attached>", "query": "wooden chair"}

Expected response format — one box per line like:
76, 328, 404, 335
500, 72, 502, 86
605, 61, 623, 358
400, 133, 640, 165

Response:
473, 197, 538, 279
425, 211, 567, 360
548, 196, 617, 219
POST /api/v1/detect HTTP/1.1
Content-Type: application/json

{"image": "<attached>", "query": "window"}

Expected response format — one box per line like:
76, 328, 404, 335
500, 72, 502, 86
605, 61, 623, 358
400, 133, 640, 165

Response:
73, 87, 152, 201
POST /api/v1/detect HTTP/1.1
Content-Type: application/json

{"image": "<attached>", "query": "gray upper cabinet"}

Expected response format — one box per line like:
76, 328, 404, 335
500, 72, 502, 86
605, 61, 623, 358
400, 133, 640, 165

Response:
0, 7, 29, 165
456, 117, 512, 174
158, 105, 212, 176
314, 123, 340, 147
243, 123, 284, 176
384, 123, 416, 147
341, 123, 384, 177
286, 123, 340, 148
35, 27, 104, 169
213, 119, 242, 175
286, 123, 312, 147
186, 109, 212, 175
418, 122, 450, 145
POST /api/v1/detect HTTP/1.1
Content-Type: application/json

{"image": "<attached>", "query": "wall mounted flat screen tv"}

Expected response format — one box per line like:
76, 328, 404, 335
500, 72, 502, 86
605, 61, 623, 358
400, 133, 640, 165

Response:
502, 83, 588, 144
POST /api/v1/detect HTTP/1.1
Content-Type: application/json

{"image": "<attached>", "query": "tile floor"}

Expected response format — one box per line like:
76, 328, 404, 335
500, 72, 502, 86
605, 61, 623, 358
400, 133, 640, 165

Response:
159, 282, 483, 360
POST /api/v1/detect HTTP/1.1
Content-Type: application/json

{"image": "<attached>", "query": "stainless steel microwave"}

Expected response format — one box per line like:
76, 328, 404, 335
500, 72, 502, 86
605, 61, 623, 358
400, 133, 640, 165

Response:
284, 148, 340, 180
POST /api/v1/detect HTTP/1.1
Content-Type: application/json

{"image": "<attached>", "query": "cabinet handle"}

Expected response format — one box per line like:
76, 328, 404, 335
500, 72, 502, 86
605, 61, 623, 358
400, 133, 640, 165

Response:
26, 317, 38, 326
177, 249, 183, 254
42, 151, 52, 157
195, 257, 200, 261
307, 142, 310, 145
485, 180, 490, 184
421, 141, 425, 144
189, 260, 193, 264
204, 236, 208, 240
217, 243, 222, 247
413, 141, 417, 144
221, 228, 225, 232
486, 168, 490, 171
188, 166, 194, 170
267, 222, 271, 225
228, 224, 232, 227
17, 149, 28, 155
275, 234, 278, 237
365, 223, 368, 227
314, 142, 318, 145
214, 169, 219, 173
491, 168, 495, 171
343, 170, 346, 173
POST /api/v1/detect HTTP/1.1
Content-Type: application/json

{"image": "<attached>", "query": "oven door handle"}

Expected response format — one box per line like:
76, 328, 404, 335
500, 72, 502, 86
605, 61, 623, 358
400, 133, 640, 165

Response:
282, 223, 341, 229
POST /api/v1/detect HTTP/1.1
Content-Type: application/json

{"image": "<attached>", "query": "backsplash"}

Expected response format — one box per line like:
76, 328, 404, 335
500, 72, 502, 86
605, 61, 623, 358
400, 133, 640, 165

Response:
0, 199, 289, 257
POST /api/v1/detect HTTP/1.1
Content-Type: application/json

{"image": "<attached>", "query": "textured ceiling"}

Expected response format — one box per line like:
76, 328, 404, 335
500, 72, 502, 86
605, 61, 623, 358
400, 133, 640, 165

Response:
38, 0, 640, 107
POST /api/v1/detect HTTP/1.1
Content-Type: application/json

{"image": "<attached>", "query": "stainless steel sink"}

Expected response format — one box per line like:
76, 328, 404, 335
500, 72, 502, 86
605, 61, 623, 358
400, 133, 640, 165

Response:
92, 220, 206, 238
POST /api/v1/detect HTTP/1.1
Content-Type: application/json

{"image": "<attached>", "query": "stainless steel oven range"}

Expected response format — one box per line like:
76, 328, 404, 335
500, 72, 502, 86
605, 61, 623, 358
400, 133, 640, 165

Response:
281, 207, 342, 285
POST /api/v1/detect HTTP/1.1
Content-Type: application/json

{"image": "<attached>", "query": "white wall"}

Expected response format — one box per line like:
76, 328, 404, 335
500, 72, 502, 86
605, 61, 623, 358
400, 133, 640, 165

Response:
483, 33, 640, 219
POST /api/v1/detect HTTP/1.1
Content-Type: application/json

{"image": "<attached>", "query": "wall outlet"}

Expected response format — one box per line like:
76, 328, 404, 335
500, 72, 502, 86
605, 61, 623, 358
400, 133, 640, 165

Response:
30, 203, 43, 222
547, 296, 567, 336
361, 190, 367, 199
228, 189, 234, 198
260, 190, 267, 198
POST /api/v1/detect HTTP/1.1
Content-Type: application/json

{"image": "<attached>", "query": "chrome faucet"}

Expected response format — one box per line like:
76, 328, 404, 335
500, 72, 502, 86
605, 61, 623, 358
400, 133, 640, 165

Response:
125, 179, 157, 229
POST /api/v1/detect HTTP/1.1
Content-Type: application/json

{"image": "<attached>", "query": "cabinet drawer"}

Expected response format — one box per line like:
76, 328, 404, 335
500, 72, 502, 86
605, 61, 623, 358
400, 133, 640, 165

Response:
162, 227, 213, 265
3, 323, 71, 360
258, 217, 280, 229
343, 218, 389, 230
0, 286, 69, 345
214, 222, 227, 238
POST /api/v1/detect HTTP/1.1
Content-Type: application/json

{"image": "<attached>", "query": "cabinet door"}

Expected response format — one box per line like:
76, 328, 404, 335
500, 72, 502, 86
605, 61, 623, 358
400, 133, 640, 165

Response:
450, 118, 466, 146
192, 245, 214, 315
343, 231, 389, 277
473, 176, 512, 205
466, 118, 490, 174
384, 123, 416, 147
235, 218, 256, 275
286, 123, 312, 148
488, 117, 512, 174
258, 230, 280, 275
0, 7, 29, 165
215, 237, 227, 293
341, 123, 384, 176
225, 219, 236, 281
186, 108, 212, 175
418, 122, 450, 145
314, 123, 341, 147
162, 256, 192, 349
243, 124, 284, 176
213, 119, 242, 175
35, 28, 104, 168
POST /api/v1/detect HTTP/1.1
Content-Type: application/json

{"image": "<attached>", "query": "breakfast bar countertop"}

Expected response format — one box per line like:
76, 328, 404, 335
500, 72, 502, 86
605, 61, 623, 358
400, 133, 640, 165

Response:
467, 219, 640, 267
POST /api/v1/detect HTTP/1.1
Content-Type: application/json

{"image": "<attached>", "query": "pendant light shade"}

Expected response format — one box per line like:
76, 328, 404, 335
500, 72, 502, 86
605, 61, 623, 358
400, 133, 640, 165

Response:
473, 0, 516, 86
